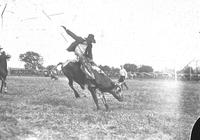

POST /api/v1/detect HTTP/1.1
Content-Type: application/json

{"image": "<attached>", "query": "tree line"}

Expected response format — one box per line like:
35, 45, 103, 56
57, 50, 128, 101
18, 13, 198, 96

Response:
19, 51, 154, 77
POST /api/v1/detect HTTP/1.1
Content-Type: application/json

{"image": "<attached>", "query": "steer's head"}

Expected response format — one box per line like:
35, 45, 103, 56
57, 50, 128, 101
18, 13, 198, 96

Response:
110, 82, 123, 102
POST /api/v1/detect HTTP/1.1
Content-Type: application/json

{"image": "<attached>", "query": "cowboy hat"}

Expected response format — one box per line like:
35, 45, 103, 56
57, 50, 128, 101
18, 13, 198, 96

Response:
86, 34, 96, 43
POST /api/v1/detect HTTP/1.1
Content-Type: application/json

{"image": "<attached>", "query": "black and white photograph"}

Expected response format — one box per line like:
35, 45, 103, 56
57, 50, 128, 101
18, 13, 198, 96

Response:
0, 0, 200, 139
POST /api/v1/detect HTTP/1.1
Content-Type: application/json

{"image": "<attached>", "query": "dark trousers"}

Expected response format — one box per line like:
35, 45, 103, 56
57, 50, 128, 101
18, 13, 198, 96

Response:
118, 76, 128, 90
118, 76, 125, 82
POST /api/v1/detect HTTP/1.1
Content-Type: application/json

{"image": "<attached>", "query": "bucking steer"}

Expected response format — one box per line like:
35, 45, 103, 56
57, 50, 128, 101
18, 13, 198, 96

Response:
0, 52, 10, 93
57, 60, 123, 110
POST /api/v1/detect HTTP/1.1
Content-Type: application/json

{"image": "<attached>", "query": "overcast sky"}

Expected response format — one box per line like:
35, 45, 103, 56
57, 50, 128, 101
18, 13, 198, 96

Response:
0, 0, 200, 71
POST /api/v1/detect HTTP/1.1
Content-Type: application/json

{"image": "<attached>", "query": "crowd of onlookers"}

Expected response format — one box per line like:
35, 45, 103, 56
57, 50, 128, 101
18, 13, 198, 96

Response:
8, 67, 200, 81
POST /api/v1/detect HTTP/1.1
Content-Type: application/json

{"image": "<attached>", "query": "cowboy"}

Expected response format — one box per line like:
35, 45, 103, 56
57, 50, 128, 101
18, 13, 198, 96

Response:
61, 26, 96, 79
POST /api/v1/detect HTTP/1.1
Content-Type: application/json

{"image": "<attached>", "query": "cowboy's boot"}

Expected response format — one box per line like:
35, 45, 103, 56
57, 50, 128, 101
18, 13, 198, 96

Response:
81, 65, 95, 80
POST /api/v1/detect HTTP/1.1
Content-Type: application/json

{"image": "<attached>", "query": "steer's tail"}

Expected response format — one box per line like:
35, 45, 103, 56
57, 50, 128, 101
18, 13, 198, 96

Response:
49, 62, 63, 71
47, 63, 62, 80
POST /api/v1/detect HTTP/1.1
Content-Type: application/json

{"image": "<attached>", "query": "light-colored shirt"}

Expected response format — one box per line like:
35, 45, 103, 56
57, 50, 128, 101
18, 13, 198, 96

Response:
74, 41, 87, 57
120, 68, 127, 78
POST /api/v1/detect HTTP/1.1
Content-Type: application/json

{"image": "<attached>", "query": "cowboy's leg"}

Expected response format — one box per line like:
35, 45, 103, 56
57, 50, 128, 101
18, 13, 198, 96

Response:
88, 58, 106, 75
79, 56, 95, 79
74, 45, 95, 79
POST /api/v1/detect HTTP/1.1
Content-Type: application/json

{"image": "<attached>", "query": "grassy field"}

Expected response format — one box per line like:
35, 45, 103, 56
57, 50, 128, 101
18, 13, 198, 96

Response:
0, 76, 200, 140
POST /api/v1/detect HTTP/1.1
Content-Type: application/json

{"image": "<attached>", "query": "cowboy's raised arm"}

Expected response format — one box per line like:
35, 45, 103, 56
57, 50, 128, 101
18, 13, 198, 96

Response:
61, 26, 84, 42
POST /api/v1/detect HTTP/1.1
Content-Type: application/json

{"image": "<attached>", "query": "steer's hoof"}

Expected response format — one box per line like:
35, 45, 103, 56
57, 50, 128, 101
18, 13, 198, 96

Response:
75, 95, 81, 98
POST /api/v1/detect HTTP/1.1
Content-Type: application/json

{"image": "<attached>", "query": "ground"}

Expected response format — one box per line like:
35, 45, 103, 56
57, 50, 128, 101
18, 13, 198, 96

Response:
0, 76, 200, 140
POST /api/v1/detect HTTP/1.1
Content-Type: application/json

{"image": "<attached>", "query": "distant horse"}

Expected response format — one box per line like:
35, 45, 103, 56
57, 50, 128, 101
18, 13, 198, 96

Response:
0, 52, 10, 93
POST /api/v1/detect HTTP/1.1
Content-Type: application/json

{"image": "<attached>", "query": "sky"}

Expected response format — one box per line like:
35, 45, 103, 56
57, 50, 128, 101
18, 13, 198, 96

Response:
0, 0, 200, 71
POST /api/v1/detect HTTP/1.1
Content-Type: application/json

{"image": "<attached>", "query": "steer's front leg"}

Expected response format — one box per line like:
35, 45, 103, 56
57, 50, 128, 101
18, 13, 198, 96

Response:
101, 93, 109, 111
0, 80, 4, 93
4, 81, 7, 93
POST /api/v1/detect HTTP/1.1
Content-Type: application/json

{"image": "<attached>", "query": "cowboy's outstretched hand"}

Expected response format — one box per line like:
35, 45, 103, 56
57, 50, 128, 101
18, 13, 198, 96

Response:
61, 25, 66, 29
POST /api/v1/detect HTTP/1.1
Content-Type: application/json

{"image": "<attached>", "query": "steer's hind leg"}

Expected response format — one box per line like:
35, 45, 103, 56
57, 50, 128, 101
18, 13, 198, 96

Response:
88, 86, 100, 110
68, 79, 80, 98
79, 84, 88, 97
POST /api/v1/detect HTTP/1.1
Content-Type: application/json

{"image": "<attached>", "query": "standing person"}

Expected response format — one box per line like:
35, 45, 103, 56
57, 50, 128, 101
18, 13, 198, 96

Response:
61, 26, 96, 79
0, 46, 3, 55
118, 65, 129, 90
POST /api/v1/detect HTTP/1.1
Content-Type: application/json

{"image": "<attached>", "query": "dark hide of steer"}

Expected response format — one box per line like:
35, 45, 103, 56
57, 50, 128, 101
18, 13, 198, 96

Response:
58, 61, 123, 110
0, 54, 10, 93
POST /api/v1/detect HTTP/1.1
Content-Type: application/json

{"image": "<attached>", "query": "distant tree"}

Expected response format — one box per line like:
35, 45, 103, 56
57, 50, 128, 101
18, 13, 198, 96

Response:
138, 65, 153, 73
124, 63, 137, 72
19, 51, 44, 70
110, 67, 120, 78
99, 65, 111, 73
182, 66, 194, 74
46, 65, 56, 71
